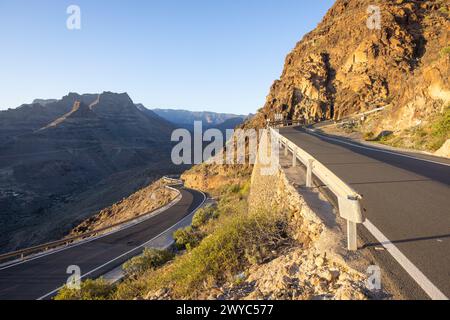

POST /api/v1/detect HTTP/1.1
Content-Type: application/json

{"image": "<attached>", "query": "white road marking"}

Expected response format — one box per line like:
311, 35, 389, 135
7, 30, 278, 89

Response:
281, 128, 449, 299
0, 191, 183, 271
304, 129, 450, 167
37, 190, 207, 300
363, 219, 448, 300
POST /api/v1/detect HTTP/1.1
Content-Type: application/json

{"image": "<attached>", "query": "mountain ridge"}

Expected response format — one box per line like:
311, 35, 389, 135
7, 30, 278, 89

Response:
0, 92, 182, 253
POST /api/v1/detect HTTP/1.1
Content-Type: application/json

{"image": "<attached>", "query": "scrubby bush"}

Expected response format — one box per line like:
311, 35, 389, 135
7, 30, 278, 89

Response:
227, 184, 241, 194
173, 226, 204, 251
191, 205, 218, 229
363, 131, 375, 141
439, 7, 449, 16
429, 105, 450, 150
368, 106, 449, 152
238, 180, 251, 198
141, 209, 288, 299
54, 278, 114, 300
440, 46, 450, 57
123, 248, 174, 278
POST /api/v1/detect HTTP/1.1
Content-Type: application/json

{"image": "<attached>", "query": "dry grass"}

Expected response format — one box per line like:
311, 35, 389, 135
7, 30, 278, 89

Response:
366, 105, 450, 152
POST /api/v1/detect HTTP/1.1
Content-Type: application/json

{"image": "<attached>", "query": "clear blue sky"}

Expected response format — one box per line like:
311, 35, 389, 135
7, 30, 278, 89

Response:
0, 0, 334, 114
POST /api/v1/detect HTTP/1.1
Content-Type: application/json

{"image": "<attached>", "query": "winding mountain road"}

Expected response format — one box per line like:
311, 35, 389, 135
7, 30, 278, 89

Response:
0, 186, 206, 300
279, 126, 450, 300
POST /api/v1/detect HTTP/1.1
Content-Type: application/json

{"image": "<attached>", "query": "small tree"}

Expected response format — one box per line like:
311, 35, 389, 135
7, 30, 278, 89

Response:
173, 227, 203, 251
191, 205, 218, 229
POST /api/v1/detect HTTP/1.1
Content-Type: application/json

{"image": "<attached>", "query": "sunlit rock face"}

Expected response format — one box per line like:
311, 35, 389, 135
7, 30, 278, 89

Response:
252, 0, 449, 131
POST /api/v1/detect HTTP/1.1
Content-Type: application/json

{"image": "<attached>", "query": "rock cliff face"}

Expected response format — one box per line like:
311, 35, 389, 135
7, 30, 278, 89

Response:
252, 0, 449, 135
0, 93, 100, 142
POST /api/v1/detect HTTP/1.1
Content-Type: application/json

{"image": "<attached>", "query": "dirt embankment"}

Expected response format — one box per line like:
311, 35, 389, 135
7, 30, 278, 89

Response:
69, 178, 179, 236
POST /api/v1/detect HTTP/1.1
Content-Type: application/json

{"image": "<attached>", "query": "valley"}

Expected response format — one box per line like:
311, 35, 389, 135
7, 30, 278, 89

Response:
0, 92, 239, 253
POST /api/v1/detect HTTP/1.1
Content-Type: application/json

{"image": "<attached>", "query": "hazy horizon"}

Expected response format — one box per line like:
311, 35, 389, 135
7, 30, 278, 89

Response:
0, 0, 334, 114
2, 90, 252, 115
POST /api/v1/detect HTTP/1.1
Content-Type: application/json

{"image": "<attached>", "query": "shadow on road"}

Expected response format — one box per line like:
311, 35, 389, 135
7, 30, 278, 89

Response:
362, 233, 450, 248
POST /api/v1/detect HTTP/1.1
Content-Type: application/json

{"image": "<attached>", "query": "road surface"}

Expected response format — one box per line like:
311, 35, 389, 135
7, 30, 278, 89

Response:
279, 126, 450, 300
0, 187, 205, 300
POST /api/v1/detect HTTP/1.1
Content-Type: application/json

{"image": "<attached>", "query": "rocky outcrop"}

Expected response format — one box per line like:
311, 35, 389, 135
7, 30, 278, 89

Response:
435, 139, 450, 158
219, 248, 368, 300
250, 0, 449, 137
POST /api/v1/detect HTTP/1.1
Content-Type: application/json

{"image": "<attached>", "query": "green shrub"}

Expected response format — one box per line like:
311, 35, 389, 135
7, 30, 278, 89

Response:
113, 277, 148, 300
123, 248, 174, 278
429, 105, 450, 150
221, 182, 251, 200
238, 180, 251, 199
229, 184, 241, 194
141, 209, 288, 298
54, 278, 114, 300
439, 7, 449, 16
372, 106, 449, 152
440, 46, 450, 57
191, 205, 218, 229
363, 131, 375, 141
173, 226, 204, 250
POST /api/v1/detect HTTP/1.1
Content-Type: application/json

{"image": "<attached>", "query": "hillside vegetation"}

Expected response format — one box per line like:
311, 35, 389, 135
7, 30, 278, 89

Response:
57, 164, 283, 300
55, 150, 374, 300
367, 104, 450, 152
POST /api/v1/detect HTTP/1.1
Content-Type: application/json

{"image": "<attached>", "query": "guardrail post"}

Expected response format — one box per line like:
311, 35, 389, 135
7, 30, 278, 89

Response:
347, 220, 358, 251
306, 159, 314, 188
338, 196, 363, 251
292, 149, 297, 167
284, 143, 288, 156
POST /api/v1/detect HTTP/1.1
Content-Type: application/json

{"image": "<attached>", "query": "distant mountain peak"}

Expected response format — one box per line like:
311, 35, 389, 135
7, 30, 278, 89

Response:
32, 99, 58, 106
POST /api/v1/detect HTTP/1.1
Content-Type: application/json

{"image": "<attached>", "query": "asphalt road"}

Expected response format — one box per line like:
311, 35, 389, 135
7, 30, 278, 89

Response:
0, 187, 205, 300
279, 126, 450, 299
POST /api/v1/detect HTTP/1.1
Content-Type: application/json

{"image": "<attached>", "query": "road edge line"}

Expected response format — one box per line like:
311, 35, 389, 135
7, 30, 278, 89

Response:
306, 129, 450, 167
363, 219, 448, 300
37, 189, 207, 300
0, 187, 183, 271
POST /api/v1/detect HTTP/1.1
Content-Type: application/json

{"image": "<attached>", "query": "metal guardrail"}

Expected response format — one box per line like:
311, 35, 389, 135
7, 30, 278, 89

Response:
0, 177, 183, 265
267, 107, 386, 130
267, 119, 304, 128
162, 176, 183, 185
270, 128, 364, 251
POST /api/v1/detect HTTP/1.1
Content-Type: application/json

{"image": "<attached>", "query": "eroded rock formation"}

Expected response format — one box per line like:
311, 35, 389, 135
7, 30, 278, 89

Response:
251, 0, 449, 132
